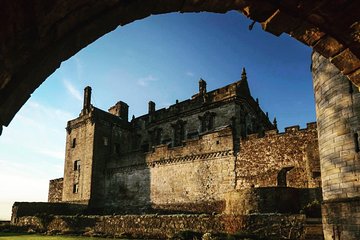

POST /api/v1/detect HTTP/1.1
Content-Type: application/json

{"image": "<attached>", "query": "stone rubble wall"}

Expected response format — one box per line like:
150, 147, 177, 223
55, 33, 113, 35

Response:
236, 123, 319, 189
224, 187, 322, 216
11, 202, 87, 223
13, 213, 306, 240
48, 178, 63, 203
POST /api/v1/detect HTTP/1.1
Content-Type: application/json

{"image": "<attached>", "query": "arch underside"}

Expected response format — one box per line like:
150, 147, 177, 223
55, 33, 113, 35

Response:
0, 0, 359, 130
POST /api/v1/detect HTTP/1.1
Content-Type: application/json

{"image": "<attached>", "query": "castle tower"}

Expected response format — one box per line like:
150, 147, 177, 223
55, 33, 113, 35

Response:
63, 86, 114, 211
63, 87, 96, 204
312, 52, 360, 239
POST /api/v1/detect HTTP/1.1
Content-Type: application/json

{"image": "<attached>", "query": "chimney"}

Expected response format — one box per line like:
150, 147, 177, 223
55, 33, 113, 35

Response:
81, 86, 92, 115
148, 101, 155, 114
108, 101, 129, 121
199, 78, 207, 95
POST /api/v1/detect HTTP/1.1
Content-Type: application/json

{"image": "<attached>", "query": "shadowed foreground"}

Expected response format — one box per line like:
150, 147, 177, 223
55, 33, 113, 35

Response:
0, 233, 114, 240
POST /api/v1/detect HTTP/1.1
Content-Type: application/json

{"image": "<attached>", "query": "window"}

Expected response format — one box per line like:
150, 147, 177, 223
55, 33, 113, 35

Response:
199, 112, 215, 132
172, 120, 186, 147
149, 128, 163, 146
103, 137, 109, 146
71, 138, 76, 148
73, 183, 79, 193
312, 171, 321, 178
141, 143, 149, 152
354, 133, 359, 153
114, 143, 120, 155
74, 160, 81, 171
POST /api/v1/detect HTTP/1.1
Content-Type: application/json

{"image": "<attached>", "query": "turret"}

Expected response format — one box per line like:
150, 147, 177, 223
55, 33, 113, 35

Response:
108, 101, 129, 121
273, 117, 278, 130
237, 67, 251, 96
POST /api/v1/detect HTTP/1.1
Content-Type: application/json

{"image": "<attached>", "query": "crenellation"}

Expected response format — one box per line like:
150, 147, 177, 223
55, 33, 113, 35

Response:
285, 125, 300, 133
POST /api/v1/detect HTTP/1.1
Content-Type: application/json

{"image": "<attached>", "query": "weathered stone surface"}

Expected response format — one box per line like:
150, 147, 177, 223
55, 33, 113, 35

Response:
11, 202, 87, 223
13, 213, 307, 239
322, 197, 360, 240
236, 123, 319, 189
60, 75, 276, 213
312, 51, 360, 239
313, 35, 345, 58
48, 178, 63, 203
331, 48, 360, 75
224, 187, 322, 216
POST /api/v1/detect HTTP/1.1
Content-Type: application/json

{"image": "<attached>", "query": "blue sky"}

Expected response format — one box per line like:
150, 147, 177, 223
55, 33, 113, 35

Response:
0, 11, 315, 220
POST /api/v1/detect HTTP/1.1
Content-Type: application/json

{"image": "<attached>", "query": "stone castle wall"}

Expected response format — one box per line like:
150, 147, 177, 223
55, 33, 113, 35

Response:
312, 51, 360, 239
53, 123, 320, 214
224, 187, 322, 215
236, 123, 320, 189
103, 127, 235, 213
48, 178, 63, 203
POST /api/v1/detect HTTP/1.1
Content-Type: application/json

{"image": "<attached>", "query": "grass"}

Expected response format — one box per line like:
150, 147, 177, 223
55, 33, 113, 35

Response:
0, 233, 114, 240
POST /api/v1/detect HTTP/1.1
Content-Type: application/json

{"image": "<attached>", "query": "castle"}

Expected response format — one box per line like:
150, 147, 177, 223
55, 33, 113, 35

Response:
47, 68, 321, 214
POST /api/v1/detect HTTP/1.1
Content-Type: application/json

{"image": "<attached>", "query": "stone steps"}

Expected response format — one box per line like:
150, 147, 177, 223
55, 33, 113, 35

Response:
303, 218, 324, 240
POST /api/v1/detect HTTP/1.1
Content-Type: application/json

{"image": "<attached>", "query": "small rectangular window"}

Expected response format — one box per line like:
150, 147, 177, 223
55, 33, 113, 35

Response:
71, 138, 76, 148
354, 133, 359, 153
103, 137, 109, 146
74, 160, 81, 171
114, 143, 120, 155
73, 183, 79, 193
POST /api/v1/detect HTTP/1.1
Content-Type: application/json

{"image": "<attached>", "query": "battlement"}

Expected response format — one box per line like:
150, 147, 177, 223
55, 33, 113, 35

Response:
246, 122, 317, 141
146, 126, 233, 164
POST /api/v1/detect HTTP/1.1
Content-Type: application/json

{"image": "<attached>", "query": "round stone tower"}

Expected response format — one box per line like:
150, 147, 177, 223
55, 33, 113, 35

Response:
312, 51, 360, 239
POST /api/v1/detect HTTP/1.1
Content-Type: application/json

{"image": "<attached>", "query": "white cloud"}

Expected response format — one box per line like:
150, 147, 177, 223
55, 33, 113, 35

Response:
63, 79, 82, 101
37, 149, 64, 160
137, 75, 157, 87
186, 71, 194, 77
73, 56, 84, 81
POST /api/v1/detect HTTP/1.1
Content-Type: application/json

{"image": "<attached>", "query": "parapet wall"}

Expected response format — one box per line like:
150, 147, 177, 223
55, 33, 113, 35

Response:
236, 122, 319, 189
146, 127, 233, 164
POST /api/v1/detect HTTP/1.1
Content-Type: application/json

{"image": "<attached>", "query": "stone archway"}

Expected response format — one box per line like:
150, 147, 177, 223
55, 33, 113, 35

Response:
1, 1, 360, 239
0, 0, 359, 131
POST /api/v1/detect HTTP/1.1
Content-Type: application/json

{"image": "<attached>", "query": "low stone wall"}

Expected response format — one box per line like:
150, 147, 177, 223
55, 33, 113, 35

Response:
151, 200, 225, 214
13, 213, 306, 239
11, 202, 87, 223
224, 187, 322, 216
